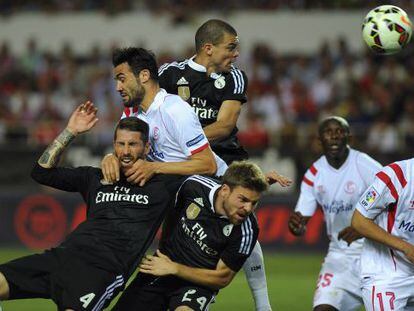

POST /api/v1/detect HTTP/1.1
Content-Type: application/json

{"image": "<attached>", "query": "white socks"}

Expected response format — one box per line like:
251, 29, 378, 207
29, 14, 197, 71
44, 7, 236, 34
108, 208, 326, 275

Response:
242, 241, 272, 311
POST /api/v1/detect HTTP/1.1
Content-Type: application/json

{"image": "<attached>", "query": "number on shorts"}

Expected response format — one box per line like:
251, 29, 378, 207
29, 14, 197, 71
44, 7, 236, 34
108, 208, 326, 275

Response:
316, 273, 333, 289
196, 296, 207, 310
375, 291, 395, 310
181, 289, 208, 310
79, 292, 96, 308
182, 289, 197, 302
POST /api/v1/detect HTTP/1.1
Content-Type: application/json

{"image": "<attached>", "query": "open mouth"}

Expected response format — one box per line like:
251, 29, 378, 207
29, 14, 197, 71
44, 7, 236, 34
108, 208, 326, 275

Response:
120, 157, 133, 165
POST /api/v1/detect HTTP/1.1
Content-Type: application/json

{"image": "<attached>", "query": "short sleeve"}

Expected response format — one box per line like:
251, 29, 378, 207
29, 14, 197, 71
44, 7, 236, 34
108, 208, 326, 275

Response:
164, 97, 210, 156
220, 217, 259, 272
355, 169, 399, 219
356, 152, 383, 187
221, 69, 248, 104
158, 62, 178, 94
295, 167, 318, 217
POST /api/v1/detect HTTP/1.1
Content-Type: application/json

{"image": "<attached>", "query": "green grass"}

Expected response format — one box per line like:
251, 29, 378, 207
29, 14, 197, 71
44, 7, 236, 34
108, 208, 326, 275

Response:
0, 249, 324, 311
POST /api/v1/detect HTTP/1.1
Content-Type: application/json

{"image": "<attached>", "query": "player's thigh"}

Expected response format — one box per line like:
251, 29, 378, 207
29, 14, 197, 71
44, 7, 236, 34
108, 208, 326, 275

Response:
0, 250, 57, 299
51, 255, 124, 311
170, 286, 215, 311
112, 274, 168, 311
313, 254, 362, 310
362, 277, 414, 311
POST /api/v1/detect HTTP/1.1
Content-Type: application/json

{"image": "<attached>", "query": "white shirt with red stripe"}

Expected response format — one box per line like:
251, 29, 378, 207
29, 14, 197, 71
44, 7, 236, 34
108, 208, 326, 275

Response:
356, 159, 414, 277
295, 148, 382, 256
121, 89, 228, 176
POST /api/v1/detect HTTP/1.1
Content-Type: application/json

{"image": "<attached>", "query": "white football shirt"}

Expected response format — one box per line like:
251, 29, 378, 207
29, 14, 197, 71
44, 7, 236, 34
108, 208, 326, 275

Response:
356, 158, 414, 277
295, 149, 382, 256
122, 88, 228, 176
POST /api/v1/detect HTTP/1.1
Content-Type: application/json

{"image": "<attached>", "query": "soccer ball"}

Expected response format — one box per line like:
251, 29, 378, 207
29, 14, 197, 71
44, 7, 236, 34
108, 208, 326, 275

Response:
362, 5, 412, 55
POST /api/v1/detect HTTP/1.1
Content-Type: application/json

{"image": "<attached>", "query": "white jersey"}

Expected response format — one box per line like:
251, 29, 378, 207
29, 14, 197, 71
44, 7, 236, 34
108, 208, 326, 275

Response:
295, 149, 381, 256
356, 158, 414, 277
122, 89, 228, 176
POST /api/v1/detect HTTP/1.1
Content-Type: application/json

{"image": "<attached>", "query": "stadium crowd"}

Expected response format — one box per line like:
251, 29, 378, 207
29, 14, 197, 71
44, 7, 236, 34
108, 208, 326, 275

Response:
0, 36, 413, 174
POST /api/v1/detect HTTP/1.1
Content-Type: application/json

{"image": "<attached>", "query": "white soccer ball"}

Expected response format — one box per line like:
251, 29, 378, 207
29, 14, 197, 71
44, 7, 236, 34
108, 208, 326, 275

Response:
362, 5, 412, 55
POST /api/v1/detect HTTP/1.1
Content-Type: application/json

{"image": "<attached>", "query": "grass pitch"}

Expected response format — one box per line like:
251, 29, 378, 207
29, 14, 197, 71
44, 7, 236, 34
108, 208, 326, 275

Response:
0, 249, 324, 310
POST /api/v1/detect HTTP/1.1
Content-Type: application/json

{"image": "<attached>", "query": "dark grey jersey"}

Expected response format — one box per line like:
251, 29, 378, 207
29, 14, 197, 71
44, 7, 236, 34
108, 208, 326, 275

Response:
158, 58, 249, 164
161, 175, 258, 272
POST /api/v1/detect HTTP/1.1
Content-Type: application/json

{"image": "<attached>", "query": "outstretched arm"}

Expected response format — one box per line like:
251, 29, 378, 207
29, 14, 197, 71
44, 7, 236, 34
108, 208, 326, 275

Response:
38, 101, 98, 168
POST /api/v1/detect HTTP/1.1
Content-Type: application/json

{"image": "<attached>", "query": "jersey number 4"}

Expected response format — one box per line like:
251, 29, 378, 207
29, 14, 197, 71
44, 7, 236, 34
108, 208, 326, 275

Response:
79, 293, 96, 308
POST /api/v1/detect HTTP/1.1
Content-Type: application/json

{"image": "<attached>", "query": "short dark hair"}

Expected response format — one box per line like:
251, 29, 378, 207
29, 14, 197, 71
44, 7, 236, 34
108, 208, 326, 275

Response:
114, 117, 149, 143
112, 47, 159, 81
195, 19, 237, 53
318, 116, 350, 136
222, 161, 268, 193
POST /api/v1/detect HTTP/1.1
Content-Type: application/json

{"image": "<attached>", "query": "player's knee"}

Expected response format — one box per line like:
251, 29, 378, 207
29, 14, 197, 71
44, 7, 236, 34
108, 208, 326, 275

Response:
0, 272, 10, 300
175, 306, 194, 311
313, 304, 338, 311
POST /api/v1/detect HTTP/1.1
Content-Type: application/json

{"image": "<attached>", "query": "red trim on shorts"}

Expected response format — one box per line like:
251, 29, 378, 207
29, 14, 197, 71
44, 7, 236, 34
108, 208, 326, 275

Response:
372, 285, 376, 311
309, 164, 318, 176
190, 143, 209, 155
302, 176, 314, 187
376, 172, 399, 201
388, 163, 407, 188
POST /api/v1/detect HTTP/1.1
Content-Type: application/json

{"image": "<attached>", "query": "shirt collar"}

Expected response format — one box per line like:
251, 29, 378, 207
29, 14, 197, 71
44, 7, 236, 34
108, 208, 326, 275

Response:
188, 56, 222, 80
141, 88, 167, 115
209, 184, 228, 219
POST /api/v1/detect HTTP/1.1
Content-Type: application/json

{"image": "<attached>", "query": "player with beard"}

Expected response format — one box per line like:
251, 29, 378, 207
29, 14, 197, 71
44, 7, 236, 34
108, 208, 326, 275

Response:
288, 116, 382, 311
157, 20, 273, 310
0, 102, 181, 311
102, 47, 228, 186
113, 161, 270, 311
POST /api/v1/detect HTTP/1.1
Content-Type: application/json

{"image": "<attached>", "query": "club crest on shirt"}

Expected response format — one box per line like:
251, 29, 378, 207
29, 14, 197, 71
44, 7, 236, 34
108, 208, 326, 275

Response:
223, 224, 233, 236
186, 203, 201, 220
359, 186, 378, 210
344, 181, 356, 194
214, 76, 226, 89
153, 126, 160, 140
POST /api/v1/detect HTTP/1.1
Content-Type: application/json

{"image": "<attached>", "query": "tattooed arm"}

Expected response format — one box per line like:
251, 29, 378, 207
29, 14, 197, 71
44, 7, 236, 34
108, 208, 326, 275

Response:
38, 101, 98, 168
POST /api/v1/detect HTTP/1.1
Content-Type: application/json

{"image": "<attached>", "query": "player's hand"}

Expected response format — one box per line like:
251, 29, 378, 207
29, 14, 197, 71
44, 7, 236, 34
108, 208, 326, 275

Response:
125, 159, 158, 186
66, 101, 98, 135
139, 250, 177, 276
288, 211, 307, 236
337, 226, 363, 246
101, 153, 120, 183
265, 171, 292, 187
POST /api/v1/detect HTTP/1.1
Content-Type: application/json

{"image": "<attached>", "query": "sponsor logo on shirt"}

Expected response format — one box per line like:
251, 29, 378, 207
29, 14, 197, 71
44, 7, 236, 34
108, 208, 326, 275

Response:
180, 218, 218, 256
186, 134, 205, 148
322, 200, 353, 214
359, 186, 378, 210
398, 219, 414, 232
186, 203, 201, 219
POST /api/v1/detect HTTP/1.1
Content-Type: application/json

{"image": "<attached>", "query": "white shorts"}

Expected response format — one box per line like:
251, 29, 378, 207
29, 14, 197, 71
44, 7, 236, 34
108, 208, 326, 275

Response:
313, 252, 363, 310
361, 275, 414, 311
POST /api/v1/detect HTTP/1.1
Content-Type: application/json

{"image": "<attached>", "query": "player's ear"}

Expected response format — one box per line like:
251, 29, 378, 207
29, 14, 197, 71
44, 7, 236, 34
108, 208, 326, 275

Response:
139, 69, 151, 83
203, 43, 214, 56
221, 184, 231, 198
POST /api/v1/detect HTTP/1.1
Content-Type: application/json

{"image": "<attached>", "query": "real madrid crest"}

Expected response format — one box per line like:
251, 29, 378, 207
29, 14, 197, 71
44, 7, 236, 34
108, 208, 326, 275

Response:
186, 203, 201, 220
214, 76, 226, 89
223, 224, 233, 236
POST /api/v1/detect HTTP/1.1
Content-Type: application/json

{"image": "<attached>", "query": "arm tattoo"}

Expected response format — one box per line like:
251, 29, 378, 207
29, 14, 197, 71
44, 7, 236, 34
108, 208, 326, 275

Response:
38, 128, 76, 168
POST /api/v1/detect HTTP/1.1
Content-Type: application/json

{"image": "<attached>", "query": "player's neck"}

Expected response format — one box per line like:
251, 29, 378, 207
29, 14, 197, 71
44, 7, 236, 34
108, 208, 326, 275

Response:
213, 187, 227, 217
140, 84, 160, 112
326, 147, 350, 169
194, 54, 216, 76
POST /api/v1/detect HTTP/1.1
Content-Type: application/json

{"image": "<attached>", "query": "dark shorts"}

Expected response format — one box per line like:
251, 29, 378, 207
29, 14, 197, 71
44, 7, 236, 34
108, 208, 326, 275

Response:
113, 273, 216, 311
0, 248, 125, 311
